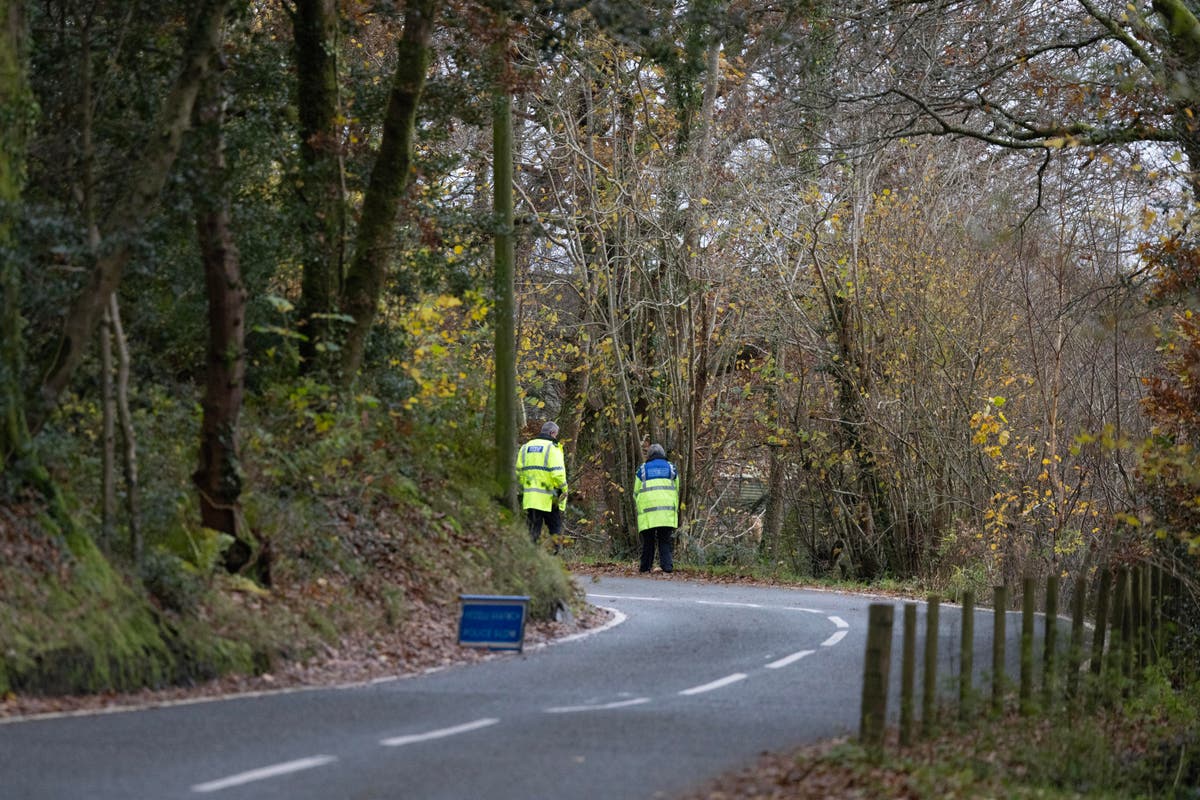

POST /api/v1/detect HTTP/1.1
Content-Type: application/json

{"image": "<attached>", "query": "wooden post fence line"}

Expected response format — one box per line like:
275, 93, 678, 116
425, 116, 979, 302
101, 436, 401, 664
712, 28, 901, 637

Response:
855, 562, 1175, 753
900, 603, 916, 747
959, 590, 974, 721
1090, 568, 1111, 676
1114, 567, 1131, 679
992, 585, 1007, 714
859, 603, 894, 751
922, 595, 940, 739
1021, 577, 1035, 716
1043, 574, 1059, 708
1067, 577, 1086, 701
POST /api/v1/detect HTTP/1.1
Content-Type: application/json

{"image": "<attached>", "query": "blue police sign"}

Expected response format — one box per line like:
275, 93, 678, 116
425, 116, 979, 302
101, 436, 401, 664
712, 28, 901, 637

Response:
458, 595, 530, 651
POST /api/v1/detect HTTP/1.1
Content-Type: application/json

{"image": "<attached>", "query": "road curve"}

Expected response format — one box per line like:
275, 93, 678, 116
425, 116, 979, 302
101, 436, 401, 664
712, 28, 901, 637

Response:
0, 576, 988, 800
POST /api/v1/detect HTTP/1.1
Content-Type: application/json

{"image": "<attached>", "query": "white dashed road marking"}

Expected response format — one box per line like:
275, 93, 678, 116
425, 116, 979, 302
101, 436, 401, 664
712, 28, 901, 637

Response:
545, 697, 651, 713
679, 673, 748, 696
766, 649, 815, 669
821, 630, 848, 647
380, 718, 500, 747
191, 755, 337, 793
180, 590, 856, 797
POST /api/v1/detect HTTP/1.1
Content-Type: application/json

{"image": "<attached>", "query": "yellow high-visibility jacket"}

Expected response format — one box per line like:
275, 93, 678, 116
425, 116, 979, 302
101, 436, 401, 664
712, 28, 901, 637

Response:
516, 437, 567, 511
635, 457, 679, 531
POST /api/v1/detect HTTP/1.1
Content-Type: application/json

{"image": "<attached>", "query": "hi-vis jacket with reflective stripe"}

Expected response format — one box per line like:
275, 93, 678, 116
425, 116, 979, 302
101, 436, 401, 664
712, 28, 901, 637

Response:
635, 457, 679, 531
516, 437, 567, 511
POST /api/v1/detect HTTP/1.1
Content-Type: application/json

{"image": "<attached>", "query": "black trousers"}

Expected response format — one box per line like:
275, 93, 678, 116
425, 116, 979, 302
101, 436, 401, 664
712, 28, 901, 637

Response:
639, 527, 674, 573
527, 506, 562, 544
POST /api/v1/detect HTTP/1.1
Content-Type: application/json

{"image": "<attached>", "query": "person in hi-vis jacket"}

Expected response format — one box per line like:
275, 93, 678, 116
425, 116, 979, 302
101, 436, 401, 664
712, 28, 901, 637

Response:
635, 443, 678, 573
516, 421, 567, 544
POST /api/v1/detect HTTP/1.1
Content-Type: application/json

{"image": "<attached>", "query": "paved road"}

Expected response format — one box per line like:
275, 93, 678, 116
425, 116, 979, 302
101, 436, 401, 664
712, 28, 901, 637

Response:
0, 576, 1018, 799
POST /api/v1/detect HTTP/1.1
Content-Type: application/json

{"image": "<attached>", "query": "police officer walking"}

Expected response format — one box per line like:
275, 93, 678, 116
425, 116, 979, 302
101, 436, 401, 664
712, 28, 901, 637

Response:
635, 443, 679, 573
516, 421, 568, 544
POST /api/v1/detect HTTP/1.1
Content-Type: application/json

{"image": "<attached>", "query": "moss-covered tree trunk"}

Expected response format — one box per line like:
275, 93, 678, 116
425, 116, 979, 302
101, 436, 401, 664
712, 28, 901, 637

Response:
193, 64, 250, 570
492, 14, 517, 507
0, 0, 35, 484
291, 0, 346, 373
339, 0, 437, 382
36, 0, 233, 422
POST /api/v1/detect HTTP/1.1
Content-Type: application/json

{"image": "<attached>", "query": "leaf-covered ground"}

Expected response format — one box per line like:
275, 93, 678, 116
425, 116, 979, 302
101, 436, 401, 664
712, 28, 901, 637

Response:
0, 591, 611, 719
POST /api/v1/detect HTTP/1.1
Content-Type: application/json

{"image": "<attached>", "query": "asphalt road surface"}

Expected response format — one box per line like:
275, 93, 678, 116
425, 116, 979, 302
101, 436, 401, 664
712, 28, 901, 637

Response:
1, 575, 1022, 799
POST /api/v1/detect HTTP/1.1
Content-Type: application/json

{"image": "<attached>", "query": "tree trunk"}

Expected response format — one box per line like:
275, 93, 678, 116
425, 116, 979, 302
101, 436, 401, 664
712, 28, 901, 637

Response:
492, 14, 517, 508
192, 61, 250, 571
0, 0, 34, 481
77, 9, 118, 549
292, 0, 346, 372
761, 346, 788, 560
36, 0, 232, 423
109, 296, 141, 562
101, 306, 116, 546
339, 0, 437, 382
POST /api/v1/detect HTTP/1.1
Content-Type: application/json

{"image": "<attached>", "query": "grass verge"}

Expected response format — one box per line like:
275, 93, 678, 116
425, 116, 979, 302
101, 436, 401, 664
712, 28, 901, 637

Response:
683, 669, 1200, 799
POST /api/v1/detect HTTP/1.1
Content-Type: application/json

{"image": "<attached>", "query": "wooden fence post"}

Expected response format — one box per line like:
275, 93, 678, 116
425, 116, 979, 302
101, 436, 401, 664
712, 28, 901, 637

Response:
860, 603, 895, 752
1090, 566, 1111, 677
959, 590, 974, 721
1043, 574, 1059, 708
900, 603, 916, 747
1113, 567, 1130, 679
1152, 565, 1163, 663
992, 585, 1008, 714
1131, 566, 1143, 672
923, 595, 940, 738
1067, 576, 1086, 701
1140, 564, 1152, 670
1020, 576, 1036, 715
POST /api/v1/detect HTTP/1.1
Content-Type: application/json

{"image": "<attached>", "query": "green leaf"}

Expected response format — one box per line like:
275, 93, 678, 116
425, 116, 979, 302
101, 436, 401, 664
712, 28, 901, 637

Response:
252, 324, 308, 341
311, 312, 356, 324
266, 294, 295, 313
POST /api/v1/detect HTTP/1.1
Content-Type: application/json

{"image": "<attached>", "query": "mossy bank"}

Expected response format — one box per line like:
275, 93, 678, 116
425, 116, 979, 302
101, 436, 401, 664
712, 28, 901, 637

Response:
1, 389, 578, 699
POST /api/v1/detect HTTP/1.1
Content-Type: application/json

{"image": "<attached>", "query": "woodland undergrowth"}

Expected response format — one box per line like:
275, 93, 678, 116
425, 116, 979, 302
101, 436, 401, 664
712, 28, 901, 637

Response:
684, 668, 1200, 799
0, 380, 578, 700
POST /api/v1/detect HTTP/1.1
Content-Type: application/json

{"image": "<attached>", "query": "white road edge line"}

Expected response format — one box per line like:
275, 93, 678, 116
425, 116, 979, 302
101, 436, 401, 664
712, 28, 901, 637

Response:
380, 717, 499, 747
766, 650, 816, 669
696, 600, 764, 608
587, 593, 664, 602
679, 673, 748, 696
523, 605, 627, 654
191, 755, 336, 793
545, 697, 651, 713
828, 616, 850, 629
821, 630, 849, 647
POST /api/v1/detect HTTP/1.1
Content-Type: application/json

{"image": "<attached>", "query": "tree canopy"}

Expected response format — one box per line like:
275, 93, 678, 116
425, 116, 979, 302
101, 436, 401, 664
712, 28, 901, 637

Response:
2, 0, 1198, 696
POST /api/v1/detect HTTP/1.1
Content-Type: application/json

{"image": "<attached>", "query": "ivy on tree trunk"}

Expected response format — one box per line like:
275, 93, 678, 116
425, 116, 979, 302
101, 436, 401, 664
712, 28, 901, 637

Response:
193, 61, 251, 572
340, 0, 438, 383
36, 0, 232, 424
291, 0, 346, 373
492, 10, 518, 507
0, 0, 36, 485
